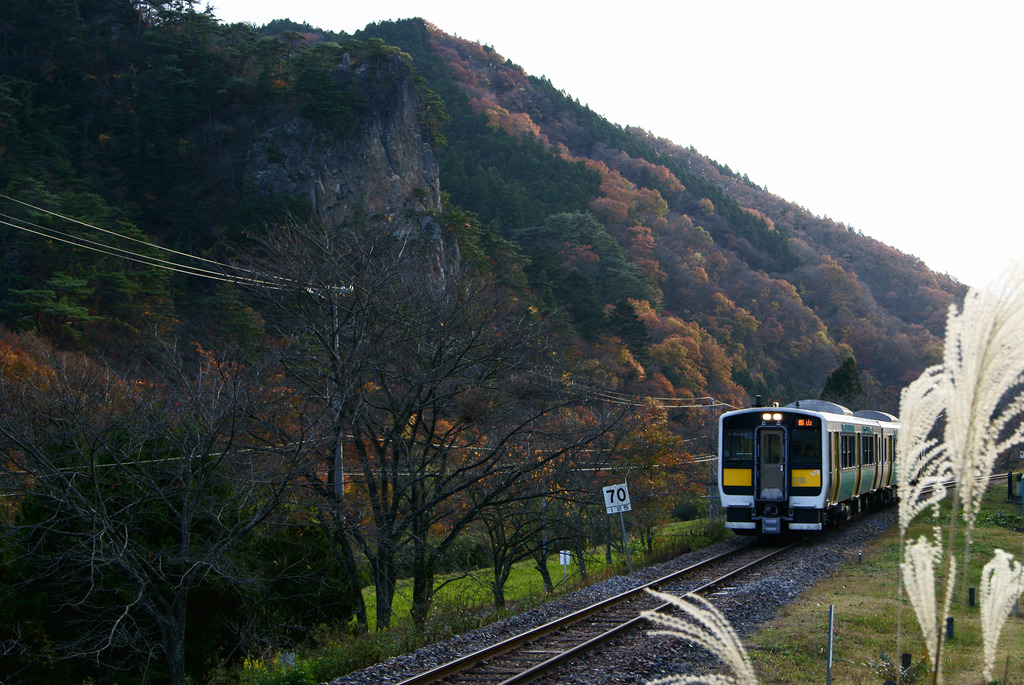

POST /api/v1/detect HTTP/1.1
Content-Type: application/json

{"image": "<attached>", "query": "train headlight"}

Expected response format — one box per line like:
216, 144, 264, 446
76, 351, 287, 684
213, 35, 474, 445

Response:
772, 413, 782, 421
762, 412, 773, 421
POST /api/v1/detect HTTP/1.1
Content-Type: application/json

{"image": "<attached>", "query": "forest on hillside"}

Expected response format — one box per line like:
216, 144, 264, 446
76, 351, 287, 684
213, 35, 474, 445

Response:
349, 18, 965, 411
0, 2, 966, 683
0, 3, 965, 411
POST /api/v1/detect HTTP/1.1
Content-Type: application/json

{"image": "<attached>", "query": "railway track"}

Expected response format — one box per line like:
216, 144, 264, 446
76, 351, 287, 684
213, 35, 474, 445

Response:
377, 475, 1012, 685
395, 538, 807, 685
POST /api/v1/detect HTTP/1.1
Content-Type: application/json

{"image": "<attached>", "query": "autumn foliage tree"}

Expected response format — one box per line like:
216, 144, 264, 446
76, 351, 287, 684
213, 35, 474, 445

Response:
0, 331, 322, 685
249, 217, 623, 630
609, 401, 685, 551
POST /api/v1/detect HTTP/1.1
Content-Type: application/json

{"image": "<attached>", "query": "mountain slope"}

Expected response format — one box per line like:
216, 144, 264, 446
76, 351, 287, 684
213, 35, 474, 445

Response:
353, 19, 964, 410
0, 5, 965, 414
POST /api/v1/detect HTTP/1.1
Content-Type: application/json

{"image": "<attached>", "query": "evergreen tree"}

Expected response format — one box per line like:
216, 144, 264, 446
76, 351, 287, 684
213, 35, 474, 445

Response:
820, 356, 864, 407
607, 298, 650, 358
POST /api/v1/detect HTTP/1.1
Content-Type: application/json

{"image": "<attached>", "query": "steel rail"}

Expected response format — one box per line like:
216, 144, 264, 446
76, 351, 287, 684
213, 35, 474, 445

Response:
494, 538, 805, 685
395, 538, 804, 685
394, 474, 1011, 685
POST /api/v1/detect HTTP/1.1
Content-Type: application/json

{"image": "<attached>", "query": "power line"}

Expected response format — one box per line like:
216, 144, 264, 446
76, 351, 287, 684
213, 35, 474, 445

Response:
0, 215, 250, 285
1, 193, 265, 278
577, 384, 735, 411
523, 370, 737, 413
0, 194, 730, 413
0, 193, 288, 289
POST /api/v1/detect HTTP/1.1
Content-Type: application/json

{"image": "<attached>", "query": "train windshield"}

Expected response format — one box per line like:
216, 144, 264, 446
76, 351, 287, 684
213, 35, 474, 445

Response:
723, 430, 754, 466
790, 427, 822, 468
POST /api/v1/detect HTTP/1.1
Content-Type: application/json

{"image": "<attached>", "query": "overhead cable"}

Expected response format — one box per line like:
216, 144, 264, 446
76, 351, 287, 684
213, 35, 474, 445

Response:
0, 193, 264, 277
0, 194, 290, 288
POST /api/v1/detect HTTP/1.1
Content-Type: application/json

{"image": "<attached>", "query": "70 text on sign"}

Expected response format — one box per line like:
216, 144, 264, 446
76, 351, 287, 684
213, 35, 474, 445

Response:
602, 483, 632, 514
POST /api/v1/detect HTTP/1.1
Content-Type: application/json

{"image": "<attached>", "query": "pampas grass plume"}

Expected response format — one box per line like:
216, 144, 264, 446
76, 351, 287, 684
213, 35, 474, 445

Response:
644, 589, 757, 685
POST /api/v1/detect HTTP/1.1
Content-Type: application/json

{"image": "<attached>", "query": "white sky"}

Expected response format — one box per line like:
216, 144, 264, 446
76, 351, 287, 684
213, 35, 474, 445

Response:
206, 0, 1023, 289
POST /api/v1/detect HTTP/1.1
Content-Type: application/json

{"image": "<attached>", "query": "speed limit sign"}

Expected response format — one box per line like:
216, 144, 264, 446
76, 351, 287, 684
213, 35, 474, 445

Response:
602, 483, 632, 514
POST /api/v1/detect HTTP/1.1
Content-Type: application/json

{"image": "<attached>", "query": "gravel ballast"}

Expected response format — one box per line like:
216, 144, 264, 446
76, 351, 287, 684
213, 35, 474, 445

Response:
325, 509, 896, 685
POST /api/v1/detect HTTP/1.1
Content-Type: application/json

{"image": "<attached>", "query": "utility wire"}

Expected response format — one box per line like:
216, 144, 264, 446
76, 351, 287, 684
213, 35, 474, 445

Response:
523, 370, 737, 412
0, 215, 252, 285
0, 194, 730, 412
0, 194, 291, 289
0, 192, 267, 278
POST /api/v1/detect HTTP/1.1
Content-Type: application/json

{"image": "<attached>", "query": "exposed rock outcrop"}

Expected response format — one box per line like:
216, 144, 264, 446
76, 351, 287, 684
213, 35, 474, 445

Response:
248, 50, 457, 279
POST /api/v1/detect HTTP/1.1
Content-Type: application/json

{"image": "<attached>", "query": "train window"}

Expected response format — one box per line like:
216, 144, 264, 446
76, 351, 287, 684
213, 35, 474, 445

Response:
723, 430, 754, 465
790, 428, 822, 468
863, 436, 875, 465
840, 434, 856, 469
763, 432, 783, 465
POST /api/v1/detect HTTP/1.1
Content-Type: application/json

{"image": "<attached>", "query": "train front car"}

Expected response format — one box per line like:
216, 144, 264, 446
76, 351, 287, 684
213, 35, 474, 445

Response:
718, 400, 898, 535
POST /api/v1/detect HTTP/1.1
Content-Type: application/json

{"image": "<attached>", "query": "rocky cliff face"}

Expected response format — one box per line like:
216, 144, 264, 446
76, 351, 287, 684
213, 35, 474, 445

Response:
247, 51, 457, 278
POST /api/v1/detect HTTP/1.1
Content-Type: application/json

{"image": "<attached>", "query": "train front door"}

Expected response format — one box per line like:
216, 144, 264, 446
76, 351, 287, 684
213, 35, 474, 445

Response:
756, 428, 786, 501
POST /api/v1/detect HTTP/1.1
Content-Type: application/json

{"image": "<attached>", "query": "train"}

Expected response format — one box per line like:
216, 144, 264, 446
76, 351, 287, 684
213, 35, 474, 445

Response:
717, 399, 899, 535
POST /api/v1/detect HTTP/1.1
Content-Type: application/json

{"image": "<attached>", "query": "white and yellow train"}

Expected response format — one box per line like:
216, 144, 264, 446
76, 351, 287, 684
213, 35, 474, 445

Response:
718, 399, 899, 535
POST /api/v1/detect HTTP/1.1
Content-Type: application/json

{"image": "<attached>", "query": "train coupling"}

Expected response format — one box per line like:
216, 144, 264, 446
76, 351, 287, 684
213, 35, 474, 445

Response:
754, 502, 789, 534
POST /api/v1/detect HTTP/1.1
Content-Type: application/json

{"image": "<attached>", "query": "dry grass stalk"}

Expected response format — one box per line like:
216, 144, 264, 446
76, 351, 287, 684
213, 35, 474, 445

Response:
900, 533, 945, 668
897, 262, 1024, 683
979, 549, 1024, 682
643, 589, 758, 685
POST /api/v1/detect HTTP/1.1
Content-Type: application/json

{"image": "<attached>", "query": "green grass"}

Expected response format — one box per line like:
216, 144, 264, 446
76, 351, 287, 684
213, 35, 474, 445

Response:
743, 486, 1024, 684
234, 517, 728, 685
364, 518, 721, 630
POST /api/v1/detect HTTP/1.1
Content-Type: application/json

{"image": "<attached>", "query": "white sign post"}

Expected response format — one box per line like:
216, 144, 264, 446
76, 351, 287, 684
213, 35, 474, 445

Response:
559, 550, 571, 585
602, 483, 633, 573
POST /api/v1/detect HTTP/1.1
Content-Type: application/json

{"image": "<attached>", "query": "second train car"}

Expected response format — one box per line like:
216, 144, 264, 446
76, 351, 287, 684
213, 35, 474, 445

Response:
718, 399, 899, 535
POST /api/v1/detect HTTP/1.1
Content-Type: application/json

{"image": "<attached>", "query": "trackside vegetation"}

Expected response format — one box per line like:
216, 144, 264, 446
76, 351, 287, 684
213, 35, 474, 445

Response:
234, 519, 728, 685
647, 267, 1024, 685
749, 487, 1024, 684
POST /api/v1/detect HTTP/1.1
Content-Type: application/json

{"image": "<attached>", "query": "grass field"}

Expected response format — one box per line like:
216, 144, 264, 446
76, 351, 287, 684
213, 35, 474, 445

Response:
746, 486, 1024, 685
360, 517, 726, 631
238, 517, 727, 684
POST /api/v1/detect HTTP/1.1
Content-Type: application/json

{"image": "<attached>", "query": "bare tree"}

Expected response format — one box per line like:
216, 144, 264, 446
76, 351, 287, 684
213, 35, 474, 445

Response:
473, 453, 579, 609
248, 217, 624, 630
397, 399, 622, 628
0, 333, 319, 685
478, 496, 549, 611
247, 218, 419, 630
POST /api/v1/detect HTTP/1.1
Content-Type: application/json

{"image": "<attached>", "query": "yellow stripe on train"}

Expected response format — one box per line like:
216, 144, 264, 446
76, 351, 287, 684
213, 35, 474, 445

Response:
791, 469, 822, 488
723, 468, 752, 487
